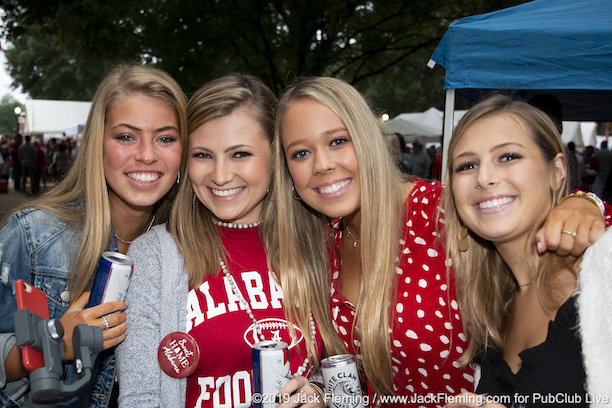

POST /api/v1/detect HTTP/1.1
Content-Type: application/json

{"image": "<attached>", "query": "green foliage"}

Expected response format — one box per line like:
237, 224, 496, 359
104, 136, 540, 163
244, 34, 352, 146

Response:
0, 0, 528, 110
0, 94, 24, 136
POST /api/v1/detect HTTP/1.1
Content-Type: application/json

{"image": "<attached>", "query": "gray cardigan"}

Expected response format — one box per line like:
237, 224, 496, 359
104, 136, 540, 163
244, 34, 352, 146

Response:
116, 225, 188, 408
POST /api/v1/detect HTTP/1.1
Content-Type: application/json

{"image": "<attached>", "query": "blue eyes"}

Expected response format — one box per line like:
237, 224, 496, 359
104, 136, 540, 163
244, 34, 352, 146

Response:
233, 151, 251, 159
291, 150, 309, 160
191, 151, 251, 159
500, 153, 522, 162
116, 134, 133, 141
454, 152, 523, 173
454, 162, 476, 173
289, 138, 349, 160
115, 134, 176, 143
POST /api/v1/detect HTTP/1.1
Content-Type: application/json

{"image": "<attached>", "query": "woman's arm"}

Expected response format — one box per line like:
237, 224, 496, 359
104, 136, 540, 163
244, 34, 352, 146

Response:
536, 192, 610, 256
0, 214, 36, 386
116, 232, 167, 408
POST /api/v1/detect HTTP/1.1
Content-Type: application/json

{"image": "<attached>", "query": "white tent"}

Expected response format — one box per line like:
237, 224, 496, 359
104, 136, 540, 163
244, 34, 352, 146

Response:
24, 100, 91, 136
560, 122, 598, 148
383, 107, 467, 144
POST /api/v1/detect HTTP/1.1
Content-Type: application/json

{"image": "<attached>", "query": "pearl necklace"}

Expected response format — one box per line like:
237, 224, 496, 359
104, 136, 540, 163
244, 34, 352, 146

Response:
219, 259, 314, 377
114, 214, 156, 245
214, 220, 260, 229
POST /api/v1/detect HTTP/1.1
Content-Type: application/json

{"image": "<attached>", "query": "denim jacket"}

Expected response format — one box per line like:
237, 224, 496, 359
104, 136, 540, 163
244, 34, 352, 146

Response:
0, 207, 118, 408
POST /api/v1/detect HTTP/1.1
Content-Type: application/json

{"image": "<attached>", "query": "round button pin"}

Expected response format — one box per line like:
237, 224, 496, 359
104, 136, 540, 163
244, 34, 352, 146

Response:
158, 332, 201, 378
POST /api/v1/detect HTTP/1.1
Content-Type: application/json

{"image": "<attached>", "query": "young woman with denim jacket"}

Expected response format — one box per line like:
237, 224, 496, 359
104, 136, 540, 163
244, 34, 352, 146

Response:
0, 64, 188, 408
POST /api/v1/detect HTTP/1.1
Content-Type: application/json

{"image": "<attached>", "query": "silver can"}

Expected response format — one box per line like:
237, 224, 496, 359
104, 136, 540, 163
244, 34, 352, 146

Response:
86, 251, 133, 308
252, 341, 290, 408
321, 354, 364, 408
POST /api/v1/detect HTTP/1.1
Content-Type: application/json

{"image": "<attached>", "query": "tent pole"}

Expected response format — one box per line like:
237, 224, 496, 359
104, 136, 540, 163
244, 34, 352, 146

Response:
441, 89, 455, 182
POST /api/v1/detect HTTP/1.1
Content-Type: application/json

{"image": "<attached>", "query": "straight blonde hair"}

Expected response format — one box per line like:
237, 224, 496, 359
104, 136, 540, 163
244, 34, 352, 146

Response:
273, 77, 405, 396
2, 64, 188, 303
440, 95, 572, 365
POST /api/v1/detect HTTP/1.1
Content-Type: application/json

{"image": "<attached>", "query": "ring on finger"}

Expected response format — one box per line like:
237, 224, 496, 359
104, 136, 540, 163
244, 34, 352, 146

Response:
561, 230, 577, 238
478, 394, 490, 407
101, 316, 110, 330
298, 388, 306, 396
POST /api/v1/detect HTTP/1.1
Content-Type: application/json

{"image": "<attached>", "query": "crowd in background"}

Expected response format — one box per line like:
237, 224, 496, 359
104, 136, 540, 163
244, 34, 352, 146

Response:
0, 134, 79, 194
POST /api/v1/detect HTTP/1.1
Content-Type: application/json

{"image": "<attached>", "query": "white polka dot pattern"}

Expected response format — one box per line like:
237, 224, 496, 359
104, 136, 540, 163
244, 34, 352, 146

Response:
330, 180, 474, 407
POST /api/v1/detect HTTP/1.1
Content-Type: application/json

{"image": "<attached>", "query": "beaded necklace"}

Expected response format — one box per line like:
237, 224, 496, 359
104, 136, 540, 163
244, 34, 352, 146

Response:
216, 220, 315, 378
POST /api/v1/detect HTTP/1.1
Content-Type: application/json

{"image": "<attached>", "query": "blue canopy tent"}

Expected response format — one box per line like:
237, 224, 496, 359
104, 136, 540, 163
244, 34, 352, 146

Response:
428, 0, 612, 178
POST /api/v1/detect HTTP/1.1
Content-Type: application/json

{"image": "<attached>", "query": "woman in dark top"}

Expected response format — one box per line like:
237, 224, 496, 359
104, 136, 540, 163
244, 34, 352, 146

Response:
441, 95, 609, 408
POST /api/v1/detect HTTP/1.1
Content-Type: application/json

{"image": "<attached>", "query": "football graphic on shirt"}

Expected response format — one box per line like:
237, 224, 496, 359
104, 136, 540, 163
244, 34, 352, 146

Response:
243, 318, 304, 349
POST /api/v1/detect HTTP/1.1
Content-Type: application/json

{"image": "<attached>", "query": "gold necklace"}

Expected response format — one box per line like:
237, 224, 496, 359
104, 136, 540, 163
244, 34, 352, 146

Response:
345, 225, 360, 248
114, 214, 156, 245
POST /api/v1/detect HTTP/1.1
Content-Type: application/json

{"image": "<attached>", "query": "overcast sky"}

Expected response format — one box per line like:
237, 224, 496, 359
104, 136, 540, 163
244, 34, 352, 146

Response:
0, 47, 27, 104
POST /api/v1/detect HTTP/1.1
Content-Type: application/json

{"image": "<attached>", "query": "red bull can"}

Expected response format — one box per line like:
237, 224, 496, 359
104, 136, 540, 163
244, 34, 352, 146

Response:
321, 354, 364, 408
252, 340, 290, 408
86, 251, 133, 308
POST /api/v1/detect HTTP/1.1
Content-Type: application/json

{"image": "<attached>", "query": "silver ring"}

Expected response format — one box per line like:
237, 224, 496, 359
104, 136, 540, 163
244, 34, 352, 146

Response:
562, 230, 577, 238
101, 316, 110, 330
298, 388, 306, 395
478, 394, 489, 407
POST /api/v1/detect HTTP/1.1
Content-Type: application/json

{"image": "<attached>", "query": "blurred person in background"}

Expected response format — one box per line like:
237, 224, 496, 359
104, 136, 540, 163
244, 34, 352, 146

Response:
410, 139, 431, 178
9, 134, 22, 190
593, 140, 612, 199
18, 135, 37, 194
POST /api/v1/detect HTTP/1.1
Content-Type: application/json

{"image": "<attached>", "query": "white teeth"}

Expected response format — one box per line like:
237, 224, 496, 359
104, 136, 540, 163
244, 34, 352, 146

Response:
478, 197, 514, 210
317, 179, 350, 194
128, 172, 160, 183
211, 187, 244, 197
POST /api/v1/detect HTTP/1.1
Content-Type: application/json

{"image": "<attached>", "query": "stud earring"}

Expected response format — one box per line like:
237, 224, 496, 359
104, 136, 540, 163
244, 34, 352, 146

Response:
458, 226, 469, 252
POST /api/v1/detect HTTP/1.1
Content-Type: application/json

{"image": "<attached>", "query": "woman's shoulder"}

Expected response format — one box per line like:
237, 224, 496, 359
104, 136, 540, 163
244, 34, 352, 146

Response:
403, 179, 444, 207
128, 224, 179, 259
130, 224, 173, 248
7, 207, 73, 234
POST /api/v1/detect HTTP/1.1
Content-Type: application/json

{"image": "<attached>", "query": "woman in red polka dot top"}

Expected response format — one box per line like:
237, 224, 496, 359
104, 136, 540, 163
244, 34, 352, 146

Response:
269, 77, 606, 407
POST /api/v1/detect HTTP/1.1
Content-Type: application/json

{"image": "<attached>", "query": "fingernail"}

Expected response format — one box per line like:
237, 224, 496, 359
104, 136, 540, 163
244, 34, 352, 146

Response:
537, 242, 545, 253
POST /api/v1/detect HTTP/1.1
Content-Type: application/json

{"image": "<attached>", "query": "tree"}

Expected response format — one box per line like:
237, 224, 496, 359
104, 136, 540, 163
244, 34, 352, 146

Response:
4, 25, 113, 100
0, 94, 24, 136
0, 0, 528, 111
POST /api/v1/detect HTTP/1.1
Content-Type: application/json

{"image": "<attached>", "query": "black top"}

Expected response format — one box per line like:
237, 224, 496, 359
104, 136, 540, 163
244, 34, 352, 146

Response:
476, 296, 587, 408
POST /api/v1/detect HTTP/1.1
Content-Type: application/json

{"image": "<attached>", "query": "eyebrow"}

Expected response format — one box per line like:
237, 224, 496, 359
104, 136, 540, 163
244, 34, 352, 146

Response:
112, 123, 179, 133
284, 126, 349, 150
453, 141, 524, 159
189, 144, 254, 154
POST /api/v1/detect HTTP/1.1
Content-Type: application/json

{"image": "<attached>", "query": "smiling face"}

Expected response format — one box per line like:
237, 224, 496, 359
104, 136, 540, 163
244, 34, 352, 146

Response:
281, 97, 360, 219
188, 108, 272, 225
104, 94, 182, 213
450, 113, 565, 248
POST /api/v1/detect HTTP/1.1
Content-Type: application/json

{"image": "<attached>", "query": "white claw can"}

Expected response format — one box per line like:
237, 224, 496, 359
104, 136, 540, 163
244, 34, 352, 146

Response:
321, 354, 364, 408
252, 340, 290, 408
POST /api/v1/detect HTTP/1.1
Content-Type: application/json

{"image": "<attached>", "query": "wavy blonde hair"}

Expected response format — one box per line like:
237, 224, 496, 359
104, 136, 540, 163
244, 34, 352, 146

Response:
440, 95, 571, 365
2, 64, 188, 303
273, 77, 405, 395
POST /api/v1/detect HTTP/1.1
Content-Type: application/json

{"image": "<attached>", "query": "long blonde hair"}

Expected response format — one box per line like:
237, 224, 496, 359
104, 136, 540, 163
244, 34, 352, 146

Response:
441, 95, 571, 365
172, 73, 339, 370
273, 77, 405, 395
2, 64, 188, 303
